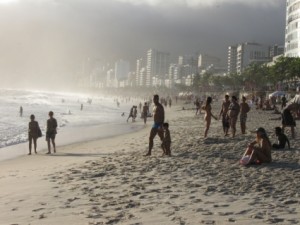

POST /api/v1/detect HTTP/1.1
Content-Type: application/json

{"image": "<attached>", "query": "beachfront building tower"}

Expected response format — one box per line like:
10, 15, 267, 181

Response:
146, 49, 170, 87
285, 0, 300, 57
227, 45, 237, 74
236, 43, 270, 74
198, 54, 221, 70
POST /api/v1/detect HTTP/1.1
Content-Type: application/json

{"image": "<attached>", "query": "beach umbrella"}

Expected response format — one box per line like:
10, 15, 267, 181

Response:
268, 91, 285, 98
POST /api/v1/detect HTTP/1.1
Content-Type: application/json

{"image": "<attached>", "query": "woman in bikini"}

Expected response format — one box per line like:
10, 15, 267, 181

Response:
203, 96, 218, 138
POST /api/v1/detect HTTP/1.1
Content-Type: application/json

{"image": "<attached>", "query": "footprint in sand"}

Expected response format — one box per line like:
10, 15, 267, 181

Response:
32, 208, 45, 212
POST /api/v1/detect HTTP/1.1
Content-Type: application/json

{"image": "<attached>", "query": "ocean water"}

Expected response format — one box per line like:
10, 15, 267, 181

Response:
0, 89, 144, 160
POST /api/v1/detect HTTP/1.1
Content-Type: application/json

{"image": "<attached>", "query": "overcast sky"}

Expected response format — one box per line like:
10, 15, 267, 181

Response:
0, 0, 286, 88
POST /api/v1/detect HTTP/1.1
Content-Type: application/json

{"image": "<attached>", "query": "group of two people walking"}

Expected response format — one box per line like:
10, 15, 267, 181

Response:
28, 111, 57, 155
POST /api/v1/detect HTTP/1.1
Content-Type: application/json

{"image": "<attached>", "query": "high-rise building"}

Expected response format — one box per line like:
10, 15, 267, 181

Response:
198, 54, 221, 69
227, 46, 237, 74
285, 0, 300, 57
146, 49, 170, 86
115, 59, 130, 81
235, 43, 270, 74
135, 58, 144, 86
269, 45, 284, 58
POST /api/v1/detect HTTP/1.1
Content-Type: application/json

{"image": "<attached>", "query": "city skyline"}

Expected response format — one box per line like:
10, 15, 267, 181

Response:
0, 0, 286, 89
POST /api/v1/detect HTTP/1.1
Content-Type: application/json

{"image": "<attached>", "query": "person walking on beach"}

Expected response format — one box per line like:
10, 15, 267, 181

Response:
203, 96, 218, 138
219, 94, 230, 136
145, 94, 165, 156
28, 114, 40, 155
240, 96, 250, 134
227, 96, 240, 138
46, 111, 57, 154
161, 122, 171, 156
127, 106, 134, 122
142, 102, 149, 124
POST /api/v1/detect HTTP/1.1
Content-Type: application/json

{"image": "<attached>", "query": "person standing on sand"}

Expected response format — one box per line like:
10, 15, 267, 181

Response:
28, 114, 40, 155
219, 95, 230, 136
46, 111, 57, 154
227, 96, 240, 138
203, 96, 218, 138
240, 96, 250, 134
281, 103, 298, 139
145, 94, 164, 156
142, 102, 149, 124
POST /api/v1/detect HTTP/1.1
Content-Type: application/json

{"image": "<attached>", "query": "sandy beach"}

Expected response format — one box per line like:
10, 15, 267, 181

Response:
0, 101, 299, 225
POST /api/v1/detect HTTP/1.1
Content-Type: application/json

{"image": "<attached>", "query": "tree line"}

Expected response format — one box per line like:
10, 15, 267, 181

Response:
191, 56, 300, 93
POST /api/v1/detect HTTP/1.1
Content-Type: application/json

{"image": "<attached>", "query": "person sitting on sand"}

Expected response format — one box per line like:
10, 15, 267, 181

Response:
202, 96, 218, 138
272, 127, 290, 149
247, 127, 272, 164
161, 123, 171, 156
145, 94, 164, 156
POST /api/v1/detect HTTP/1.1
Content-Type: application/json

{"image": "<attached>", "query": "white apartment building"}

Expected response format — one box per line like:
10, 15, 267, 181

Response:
236, 43, 270, 74
198, 54, 221, 69
227, 46, 237, 74
285, 0, 300, 57
146, 49, 170, 87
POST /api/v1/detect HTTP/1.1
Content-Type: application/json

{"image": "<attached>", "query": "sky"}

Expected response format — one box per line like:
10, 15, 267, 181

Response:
0, 0, 286, 89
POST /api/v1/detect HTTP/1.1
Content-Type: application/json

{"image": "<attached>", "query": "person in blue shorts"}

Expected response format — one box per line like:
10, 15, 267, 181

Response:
145, 94, 164, 156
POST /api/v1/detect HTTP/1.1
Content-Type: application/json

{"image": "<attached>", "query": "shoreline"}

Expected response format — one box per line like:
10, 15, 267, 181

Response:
0, 103, 299, 225
0, 120, 144, 162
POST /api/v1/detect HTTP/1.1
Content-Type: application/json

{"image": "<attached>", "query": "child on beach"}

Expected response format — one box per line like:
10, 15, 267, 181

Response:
46, 111, 57, 154
272, 127, 290, 149
161, 123, 171, 156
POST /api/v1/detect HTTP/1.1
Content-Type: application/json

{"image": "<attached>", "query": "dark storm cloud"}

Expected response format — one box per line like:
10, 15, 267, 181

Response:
0, 0, 285, 87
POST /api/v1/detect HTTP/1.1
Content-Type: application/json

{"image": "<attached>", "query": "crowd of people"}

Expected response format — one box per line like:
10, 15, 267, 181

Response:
23, 92, 298, 166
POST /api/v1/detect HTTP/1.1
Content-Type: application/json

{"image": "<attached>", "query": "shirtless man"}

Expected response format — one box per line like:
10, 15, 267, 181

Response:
219, 95, 230, 136
145, 94, 164, 156
227, 96, 240, 138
